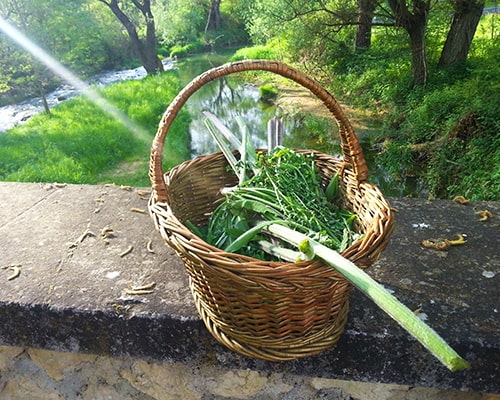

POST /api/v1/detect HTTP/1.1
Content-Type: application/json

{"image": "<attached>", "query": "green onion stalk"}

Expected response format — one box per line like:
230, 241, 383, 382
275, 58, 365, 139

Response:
266, 223, 469, 372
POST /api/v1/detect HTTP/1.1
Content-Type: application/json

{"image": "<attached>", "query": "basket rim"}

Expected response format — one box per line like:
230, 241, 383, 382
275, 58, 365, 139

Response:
150, 148, 394, 270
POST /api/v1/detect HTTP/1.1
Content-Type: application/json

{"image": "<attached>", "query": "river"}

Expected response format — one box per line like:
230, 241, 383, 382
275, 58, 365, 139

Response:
0, 53, 417, 197
175, 54, 417, 197
0, 59, 174, 133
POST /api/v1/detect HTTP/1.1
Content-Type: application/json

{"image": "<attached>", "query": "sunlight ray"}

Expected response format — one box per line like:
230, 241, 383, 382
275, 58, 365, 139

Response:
0, 15, 150, 141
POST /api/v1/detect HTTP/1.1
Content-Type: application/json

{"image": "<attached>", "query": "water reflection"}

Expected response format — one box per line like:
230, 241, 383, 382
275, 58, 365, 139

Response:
181, 57, 342, 158
187, 78, 275, 157
183, 69, 422, 198
186, 77, 344, 155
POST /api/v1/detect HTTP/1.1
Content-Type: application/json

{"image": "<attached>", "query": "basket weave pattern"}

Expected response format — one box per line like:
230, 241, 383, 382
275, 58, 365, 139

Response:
149, 60, 394, 361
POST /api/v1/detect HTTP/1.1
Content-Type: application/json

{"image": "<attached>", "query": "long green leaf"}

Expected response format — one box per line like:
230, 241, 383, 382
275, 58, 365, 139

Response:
238, 116, 249, 184
204, 116, 239, 176
203, 111, 242, 149
224, 220, 280, 253
325, 172, 339, 201
265, 223, 469, 372
236, 116, 257, 170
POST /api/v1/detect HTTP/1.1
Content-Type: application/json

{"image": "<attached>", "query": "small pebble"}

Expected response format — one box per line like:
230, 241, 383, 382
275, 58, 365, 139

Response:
106, 271, 121, 279
417, 312, 429, 321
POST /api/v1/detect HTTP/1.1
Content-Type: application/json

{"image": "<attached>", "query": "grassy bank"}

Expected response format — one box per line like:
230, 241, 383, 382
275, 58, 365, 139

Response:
232, 14, 499, 201
327, 16, 499, 201
0, 71, 191, 186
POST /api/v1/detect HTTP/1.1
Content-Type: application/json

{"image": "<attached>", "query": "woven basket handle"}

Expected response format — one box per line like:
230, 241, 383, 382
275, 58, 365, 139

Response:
150, 59, 368, 202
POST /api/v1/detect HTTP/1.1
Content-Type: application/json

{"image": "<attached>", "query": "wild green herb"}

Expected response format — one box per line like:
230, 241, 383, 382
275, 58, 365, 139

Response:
205, 147, 358, 260
201, 110, 359, 261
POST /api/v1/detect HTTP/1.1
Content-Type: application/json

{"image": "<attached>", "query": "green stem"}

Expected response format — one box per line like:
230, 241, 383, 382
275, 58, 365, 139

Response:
224, 220, 282, 253
257, 239, 307, 262
266, 223, 469, 372
204, 116, 239, 176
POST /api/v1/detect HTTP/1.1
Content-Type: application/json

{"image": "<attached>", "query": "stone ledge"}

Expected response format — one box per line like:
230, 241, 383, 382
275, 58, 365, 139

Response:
0, 182, 498, 393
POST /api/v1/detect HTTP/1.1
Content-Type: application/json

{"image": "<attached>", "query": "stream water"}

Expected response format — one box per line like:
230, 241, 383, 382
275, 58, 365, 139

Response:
1, 53, 416, 197
175, 55, 416, 198
0, 59, 174, 132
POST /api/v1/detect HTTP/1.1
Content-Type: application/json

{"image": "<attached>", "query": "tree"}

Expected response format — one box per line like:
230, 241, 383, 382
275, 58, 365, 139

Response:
386, 0, 431, 86
0, 0, 131, 105
438, 0, 485, 67
205, 0, 222, 32
98, 0, 163, 74
355, 0, 376, 51
154, 0, 205, 47
245, 0, 362, 61
0, 0, 85, 112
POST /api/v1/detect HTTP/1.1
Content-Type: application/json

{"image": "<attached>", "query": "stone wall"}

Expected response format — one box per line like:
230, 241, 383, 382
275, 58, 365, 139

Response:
0, 345, 497, 400
1, 183, 499, 398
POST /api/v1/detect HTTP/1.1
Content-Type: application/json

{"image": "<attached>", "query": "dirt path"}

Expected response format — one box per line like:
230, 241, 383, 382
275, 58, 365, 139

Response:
276, 85, 379, 136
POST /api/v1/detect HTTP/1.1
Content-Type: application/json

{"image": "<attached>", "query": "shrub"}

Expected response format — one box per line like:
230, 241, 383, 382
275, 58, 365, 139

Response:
379, 73, 499, 200
170, 41, 207, 58
229, 45, 280, 61
259, 83, 278, 102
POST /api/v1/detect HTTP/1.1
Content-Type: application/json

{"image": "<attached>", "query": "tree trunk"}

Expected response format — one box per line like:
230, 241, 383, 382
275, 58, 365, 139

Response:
39, 84, 50, 115
355, 0, 376, 51
139, 0, 163, 73
205, 0, 222, 32
438, 0, 485, 68
387, 0, 430, 86
408, 18, 428, 86
99, 0, 163, 74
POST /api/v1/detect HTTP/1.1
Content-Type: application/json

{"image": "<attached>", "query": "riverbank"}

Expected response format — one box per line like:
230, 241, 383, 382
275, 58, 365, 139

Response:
276, 85, 382, 140
0, 71, 191, 186
0, 60, 174, 133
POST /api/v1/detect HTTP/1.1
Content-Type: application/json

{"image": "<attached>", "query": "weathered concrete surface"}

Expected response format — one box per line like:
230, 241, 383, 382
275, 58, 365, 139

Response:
0, 182, 498, 393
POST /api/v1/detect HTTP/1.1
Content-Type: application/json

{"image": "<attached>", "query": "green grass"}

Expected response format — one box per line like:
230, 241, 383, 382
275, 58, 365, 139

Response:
326, 15, 500, 201
0, 71, 191, 186
229, 44, 281, 62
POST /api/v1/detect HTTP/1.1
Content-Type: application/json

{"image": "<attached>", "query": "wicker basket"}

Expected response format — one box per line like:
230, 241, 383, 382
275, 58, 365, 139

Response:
149, 60, 394, 361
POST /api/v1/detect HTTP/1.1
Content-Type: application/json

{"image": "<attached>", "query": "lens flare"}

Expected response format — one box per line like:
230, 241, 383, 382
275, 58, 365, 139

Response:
0, 15, 150, 141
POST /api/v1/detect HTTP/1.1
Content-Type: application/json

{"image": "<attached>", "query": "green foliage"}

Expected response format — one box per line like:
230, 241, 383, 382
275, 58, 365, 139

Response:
229, 45, 280, 61
154, 0, 207, 48
284, 114, 340, 155
311, 12, 499, 201
245, 0, 358, 64
0, 71, 191, 185
155, 0, 249, 56
169, 41, 207, 58
330, 45, 412, 107
376, 46, 499, 200
1, 0, 498, 200
258, 83, 278, 102
0, 0, 133, 104
426, 135, 500, 201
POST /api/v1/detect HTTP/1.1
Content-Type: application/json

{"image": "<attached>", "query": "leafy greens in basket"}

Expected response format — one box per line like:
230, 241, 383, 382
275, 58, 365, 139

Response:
206, 146, 361, 260
191, 111, 468, 372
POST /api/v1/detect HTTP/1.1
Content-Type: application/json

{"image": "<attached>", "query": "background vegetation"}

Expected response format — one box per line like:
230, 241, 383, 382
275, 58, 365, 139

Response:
0, 72, 190, 185
0, 0, 498, 200
327, 14, 500, 200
